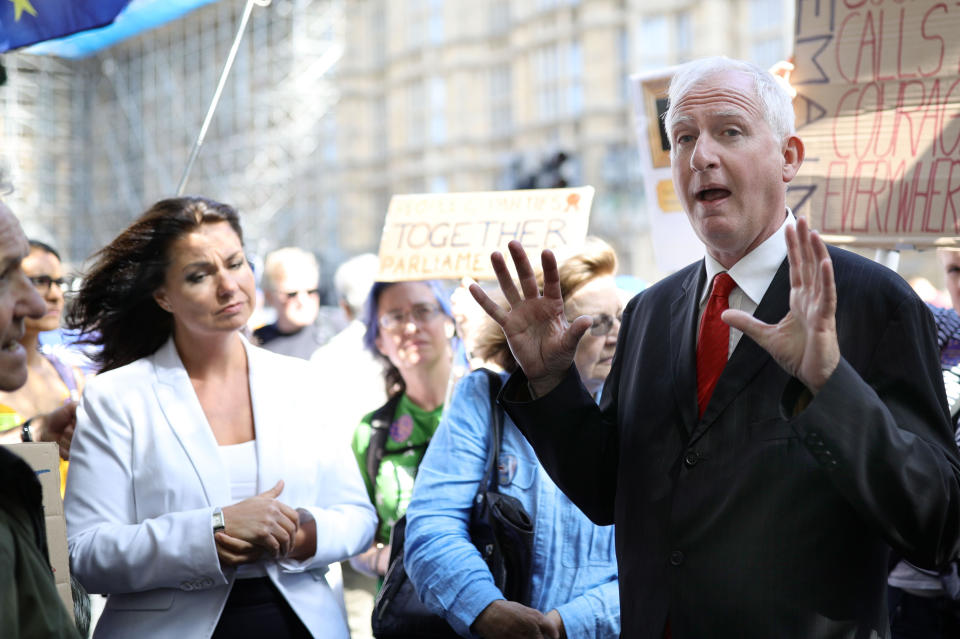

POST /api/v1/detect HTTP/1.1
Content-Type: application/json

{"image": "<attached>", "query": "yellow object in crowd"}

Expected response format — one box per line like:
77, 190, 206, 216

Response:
0, 402, 70, 498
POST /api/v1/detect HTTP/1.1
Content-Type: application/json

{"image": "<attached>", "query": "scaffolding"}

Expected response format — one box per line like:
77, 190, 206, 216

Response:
0, 0, 345, 269
0, 0, 796, 283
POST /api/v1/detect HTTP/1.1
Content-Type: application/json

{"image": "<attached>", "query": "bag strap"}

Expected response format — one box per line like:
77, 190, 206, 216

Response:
366, 392, 404, 486
477, 369, 505, 495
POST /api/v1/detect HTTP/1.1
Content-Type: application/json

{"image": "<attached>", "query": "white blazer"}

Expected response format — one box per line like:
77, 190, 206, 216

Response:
65, 337, 377, 638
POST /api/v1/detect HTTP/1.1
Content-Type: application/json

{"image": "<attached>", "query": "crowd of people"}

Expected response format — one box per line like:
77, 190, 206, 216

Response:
2, 54, 960, 639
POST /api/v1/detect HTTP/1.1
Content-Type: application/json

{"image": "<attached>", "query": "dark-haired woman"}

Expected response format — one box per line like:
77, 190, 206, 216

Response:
64, 197, 376, 639
348, 280, 456, 580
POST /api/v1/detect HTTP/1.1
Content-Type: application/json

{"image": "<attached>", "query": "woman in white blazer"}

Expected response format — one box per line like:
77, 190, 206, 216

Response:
63, 197, 377, 639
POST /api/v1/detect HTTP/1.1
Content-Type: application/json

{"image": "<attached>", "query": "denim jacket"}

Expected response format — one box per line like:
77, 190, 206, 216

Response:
405, 370, 620, 638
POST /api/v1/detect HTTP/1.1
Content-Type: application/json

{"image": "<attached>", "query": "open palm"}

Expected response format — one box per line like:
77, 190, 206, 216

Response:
470, 241, 592, 396
723, 216, 840, 393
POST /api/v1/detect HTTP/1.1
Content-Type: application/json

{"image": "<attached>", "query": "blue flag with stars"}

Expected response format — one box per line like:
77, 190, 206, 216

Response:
0, 0, 132, 53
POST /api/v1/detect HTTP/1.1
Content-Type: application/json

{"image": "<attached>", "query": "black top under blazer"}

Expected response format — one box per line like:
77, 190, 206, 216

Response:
502, 246, 960, 639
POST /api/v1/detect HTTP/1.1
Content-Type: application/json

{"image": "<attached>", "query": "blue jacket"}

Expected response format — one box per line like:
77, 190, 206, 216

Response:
405, 370, 620, 638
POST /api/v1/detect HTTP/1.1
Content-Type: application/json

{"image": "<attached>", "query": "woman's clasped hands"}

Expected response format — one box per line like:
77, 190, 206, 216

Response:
215, 480, 315, 566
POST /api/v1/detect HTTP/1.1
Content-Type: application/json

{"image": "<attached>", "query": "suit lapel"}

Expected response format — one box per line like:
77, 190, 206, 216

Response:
244, 340, 283, 496
151, 338, 231, 507
690, 257, 791, 444
670, 262, 706, 437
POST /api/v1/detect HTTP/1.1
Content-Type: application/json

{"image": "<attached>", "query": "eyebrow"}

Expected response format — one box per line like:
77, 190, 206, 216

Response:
180, 251, 244, 272
709, 109, 748, 119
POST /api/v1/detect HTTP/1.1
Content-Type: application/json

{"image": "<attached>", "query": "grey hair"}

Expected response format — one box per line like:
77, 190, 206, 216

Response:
261, 246, 320, 292
333, 253, 380, 317
664, 56, 795, 147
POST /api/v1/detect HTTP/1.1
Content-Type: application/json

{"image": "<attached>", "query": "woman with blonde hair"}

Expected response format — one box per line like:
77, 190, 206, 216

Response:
405, 237, 622, 638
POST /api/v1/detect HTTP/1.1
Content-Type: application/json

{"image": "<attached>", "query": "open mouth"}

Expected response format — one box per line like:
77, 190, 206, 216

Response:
697, 188, 731, 202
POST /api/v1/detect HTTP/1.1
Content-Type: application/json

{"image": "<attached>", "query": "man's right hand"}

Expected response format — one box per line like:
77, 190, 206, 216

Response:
469, 241, 592, 397
471, 600, 561, 639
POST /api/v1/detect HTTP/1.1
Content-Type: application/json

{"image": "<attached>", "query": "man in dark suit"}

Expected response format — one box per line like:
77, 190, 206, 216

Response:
469, 57, 960, 638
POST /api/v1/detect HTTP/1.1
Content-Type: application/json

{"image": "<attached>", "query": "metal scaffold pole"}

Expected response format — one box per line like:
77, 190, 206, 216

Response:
176, 0, 271, 196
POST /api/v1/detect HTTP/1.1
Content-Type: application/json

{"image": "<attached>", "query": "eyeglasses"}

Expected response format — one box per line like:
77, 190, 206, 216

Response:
28, 275, 67, 293
589, 312, 622, 337
280, 289, 319, 301
378, 303, 442, 332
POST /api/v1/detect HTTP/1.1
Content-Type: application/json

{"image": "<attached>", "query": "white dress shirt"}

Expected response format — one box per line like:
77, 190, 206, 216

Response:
698, 211, 794, 357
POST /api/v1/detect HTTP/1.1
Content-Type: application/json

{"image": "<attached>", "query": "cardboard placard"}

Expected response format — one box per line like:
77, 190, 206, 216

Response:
3, 442, 74, 621
791, 0, 960, 247
630, 69, 704, 273
376, 187, 594, 281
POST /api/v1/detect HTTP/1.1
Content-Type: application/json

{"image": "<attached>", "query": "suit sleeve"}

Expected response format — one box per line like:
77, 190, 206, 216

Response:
500, 298, 636, 527
791, 294, 960, 568
278, 445, 376, 573
65, 384, 227, 594
278, 364, 377, 573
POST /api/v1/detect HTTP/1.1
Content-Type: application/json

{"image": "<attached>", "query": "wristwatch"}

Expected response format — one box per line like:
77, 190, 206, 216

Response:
212, 507, 225, 534
21, 417, 34, 442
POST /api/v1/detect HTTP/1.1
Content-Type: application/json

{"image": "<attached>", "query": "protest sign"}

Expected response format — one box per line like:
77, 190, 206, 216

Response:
3, 442, 74, 622
630, 69, 703, 272
791, 0, 960, 247
376, 187, 593, 281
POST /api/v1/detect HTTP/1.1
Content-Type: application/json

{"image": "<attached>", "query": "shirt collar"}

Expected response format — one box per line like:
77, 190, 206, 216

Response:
700, 210, 794, 306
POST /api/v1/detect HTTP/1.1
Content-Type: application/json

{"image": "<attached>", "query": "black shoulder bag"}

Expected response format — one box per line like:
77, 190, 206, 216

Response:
371, 369, 535, 638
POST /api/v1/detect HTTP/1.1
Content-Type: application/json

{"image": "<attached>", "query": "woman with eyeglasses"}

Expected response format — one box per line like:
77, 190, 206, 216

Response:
0, 240, 80, 471
405, 238, 622, 638
349, 280, 457, 581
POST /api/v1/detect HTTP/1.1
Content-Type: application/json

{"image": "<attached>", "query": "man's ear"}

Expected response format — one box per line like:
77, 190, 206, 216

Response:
782, 134, 805, 183
153, 288, 172, 313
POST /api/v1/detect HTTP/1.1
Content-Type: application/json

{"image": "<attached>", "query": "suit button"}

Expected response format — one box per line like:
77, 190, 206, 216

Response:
683, 451, 700, 467
669, 550, 685, 566
180, 581, 194, 591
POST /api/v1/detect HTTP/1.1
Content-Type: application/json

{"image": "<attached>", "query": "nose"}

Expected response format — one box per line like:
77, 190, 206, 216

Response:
17, 273, 46, 320
690, 135, 719, 172
218, 270, 240, 297
401, 317, 418, 334
47, 279, 64, 302
606, 316, 622, 343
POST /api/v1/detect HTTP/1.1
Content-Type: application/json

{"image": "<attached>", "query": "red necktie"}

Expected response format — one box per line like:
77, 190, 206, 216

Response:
696, 272, 736, 417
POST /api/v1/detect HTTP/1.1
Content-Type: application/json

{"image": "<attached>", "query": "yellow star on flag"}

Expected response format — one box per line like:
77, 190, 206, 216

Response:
10, 0, 38, 22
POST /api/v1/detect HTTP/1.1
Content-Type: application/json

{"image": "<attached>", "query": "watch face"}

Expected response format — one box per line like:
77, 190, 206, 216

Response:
213, 510, 225, 531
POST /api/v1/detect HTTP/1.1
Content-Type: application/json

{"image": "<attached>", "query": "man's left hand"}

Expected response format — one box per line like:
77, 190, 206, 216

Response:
723, 216, 840, 394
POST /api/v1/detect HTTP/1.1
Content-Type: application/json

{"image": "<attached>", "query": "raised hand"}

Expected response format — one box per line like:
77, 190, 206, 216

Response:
469, 241, 593, 396
221, 480, 301, 558
722, 216, 840, 394
471, 600, 560, 639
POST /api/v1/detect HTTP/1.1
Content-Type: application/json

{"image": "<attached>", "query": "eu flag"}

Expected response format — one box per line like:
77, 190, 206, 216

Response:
0, 0, 132, 53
